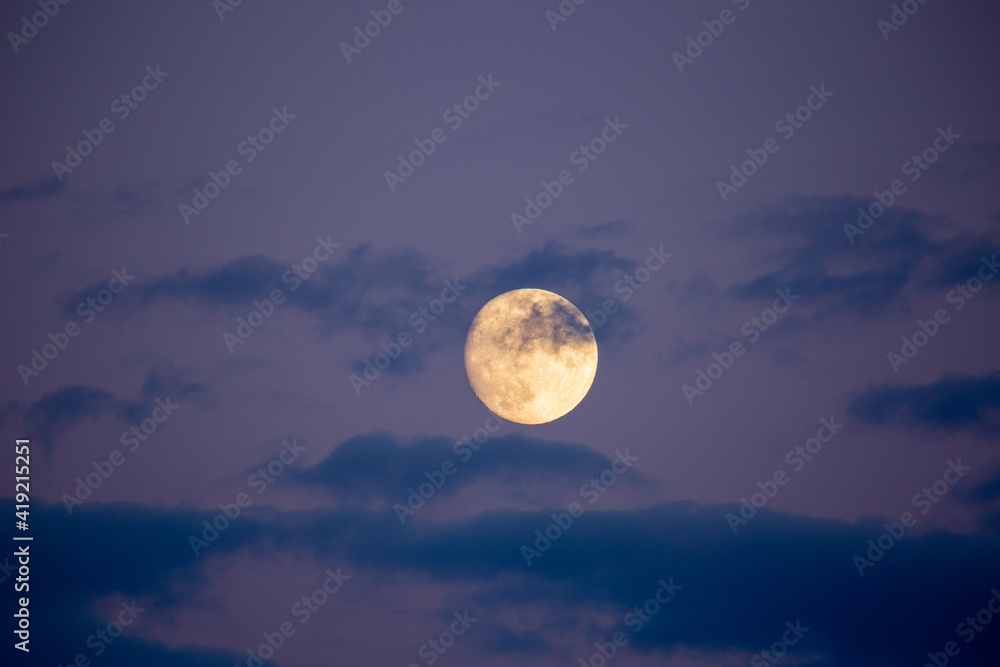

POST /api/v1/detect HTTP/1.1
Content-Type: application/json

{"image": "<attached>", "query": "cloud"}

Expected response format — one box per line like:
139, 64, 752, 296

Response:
22, 385, 120, 450
290, 431, 636, 506
968, 471, 1000, 503
958, 469, 1000, 535
15, 367, 212, 450
280, 504, 1000, 667
19, 498, 1000, 667
88, 244, 443, 338
476, 241, 634, 296
0, 175, 64, 204
702, 195, 998, 322
94, 241, 646, 373
135, 367, 212, 404
117, 366, 215, 424
138, 255, 289, 306
848, 373, 1000, 437
112, 181, 158, 215
479, 626, 550, 655
573, 219, 634, 239
9, 499, 260, 667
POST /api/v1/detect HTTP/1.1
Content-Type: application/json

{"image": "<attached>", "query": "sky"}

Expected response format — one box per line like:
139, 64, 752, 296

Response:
1, 1, 1000, 666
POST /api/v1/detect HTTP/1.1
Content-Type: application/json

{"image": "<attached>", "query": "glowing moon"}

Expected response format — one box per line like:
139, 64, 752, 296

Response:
464, 289, 598, 425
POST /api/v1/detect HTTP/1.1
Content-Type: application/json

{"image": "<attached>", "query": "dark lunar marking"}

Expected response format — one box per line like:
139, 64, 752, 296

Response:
488, 293, 593, 353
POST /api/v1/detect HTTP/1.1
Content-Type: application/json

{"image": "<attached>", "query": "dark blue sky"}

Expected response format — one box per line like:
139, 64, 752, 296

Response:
2, 1, 1000, 666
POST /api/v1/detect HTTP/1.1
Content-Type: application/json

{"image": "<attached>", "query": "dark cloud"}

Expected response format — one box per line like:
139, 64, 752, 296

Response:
476, 241, 634, 296
14, 368, 212, 450
22, 385, 120, 450
480, 626, 551, 656
968, 471, 1000, 503
290, 431, 633, 506
285, 504, 1000, 667
117, 366, 215, 424
709, 195, 998, 322
135, 366, 212, 404
117, 243, 443, 329
5, 499, 264, 667
979, 510, 1000, 535
573, 219, 634, 239
0, 175, 64, 204
848, 373, 1000, 437
112, 181, 158, 216
922, 247, 999, 290
97, 243, 456, 379
138, 254, 287, 306
90, 241, 645, 375
958, 469, 1000, 535
18, 498, 1000, 667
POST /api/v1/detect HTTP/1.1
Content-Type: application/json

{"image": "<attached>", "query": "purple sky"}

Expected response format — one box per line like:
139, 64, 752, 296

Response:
2, 1, 1000, 666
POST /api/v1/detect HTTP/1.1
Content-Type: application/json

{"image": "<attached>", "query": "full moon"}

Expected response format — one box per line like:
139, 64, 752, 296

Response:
464, 289, 598, 425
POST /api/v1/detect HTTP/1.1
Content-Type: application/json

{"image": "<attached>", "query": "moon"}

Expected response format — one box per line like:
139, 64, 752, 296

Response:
464, 289, 598, 425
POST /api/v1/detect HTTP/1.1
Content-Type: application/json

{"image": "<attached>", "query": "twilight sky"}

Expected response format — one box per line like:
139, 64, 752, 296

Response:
2, 1, 1000, 666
